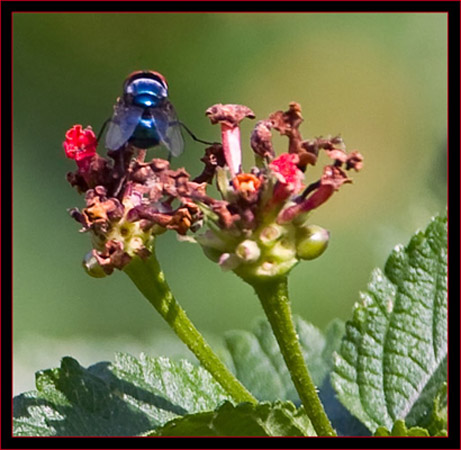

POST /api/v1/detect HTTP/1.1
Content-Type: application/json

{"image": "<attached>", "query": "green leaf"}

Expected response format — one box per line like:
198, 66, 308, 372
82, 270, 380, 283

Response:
332, 212, 447, 432
222, 316, 343, 401
426, 383, 448, 436
318, 376, 371, 436
149, 401, 316, 436
374, 419, 430, 436
13, 353, 231, 436
222, 316, 370, 436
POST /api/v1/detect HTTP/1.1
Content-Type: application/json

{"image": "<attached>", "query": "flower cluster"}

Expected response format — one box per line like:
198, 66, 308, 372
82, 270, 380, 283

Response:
64, 102, 362, 280
64, 127, 205, 276
189, 103, 363, 282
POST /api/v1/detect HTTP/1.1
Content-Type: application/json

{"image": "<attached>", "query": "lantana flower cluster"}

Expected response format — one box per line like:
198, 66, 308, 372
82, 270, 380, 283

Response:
64, 102, 362, 280
191, 103, 363, 282
64, 126, 205, 276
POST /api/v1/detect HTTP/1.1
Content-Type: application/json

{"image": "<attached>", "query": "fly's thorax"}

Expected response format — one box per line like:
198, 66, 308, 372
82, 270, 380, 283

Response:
124, 75, 168, 108
131, 94, 163, 108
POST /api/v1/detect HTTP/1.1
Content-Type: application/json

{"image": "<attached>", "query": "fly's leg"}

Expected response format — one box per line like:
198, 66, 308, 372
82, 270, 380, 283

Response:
136, 149, 147, 163
109, 145, 135, 198
96, 118, 111, 144
170, 120, 218, 146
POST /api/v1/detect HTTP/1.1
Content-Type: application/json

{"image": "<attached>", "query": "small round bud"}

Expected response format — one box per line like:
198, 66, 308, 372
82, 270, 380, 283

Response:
130, 237, 145, 253
254, 257, 298, 278
296, 225, 329, 260
82, 252, 107, 278
269, 237, 297, 262
235, 240, 261, 263
258, 224, 285, 246
219, 252, 241, 271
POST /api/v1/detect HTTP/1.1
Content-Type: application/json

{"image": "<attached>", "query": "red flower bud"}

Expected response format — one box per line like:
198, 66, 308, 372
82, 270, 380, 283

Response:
63, 125, 97, 164
269, 153, 304, 203
278, 165, 351, 223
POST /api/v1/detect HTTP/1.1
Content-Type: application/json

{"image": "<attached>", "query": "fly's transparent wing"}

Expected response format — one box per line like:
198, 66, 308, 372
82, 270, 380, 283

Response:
151, 101, 184, 157
105, 102, 144, 151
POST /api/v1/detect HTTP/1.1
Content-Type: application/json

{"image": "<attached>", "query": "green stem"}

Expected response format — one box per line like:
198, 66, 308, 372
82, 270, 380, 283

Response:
123, 249, 257, 405
251, 276, 336, 436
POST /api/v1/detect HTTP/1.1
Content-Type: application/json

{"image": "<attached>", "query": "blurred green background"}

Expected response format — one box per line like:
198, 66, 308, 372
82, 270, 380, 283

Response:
13, 13, 447, 394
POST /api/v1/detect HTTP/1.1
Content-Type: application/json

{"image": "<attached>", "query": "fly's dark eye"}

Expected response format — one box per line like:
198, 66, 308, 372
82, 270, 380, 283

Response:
146, 72, 167, 88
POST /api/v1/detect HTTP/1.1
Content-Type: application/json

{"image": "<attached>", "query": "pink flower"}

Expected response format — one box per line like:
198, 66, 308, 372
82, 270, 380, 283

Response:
63, 125, 97, 165
206, 104, 255, 177
269, 153, 304, 203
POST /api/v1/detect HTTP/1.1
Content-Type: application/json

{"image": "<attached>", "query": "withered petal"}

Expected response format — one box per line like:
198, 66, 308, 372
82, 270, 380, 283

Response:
250, 120, 275, 159
206, 104, 255, 127
346, 151, 364, 171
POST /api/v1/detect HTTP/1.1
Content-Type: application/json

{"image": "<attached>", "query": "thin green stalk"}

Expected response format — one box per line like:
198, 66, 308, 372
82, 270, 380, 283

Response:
123, 249, 256, 405
252, 276, 336, 436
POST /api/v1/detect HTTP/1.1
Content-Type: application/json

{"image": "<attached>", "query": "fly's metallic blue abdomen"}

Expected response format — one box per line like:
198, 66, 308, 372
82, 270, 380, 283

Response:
105, 70, 184, 156
129, 116, 162, 149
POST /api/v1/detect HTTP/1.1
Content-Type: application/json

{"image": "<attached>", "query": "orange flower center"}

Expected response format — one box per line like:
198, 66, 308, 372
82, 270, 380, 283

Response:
233, 173, 262, 194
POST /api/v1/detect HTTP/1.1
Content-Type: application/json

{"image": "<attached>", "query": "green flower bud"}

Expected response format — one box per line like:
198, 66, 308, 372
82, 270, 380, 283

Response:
235, 239, 261, 263
269, 236, 297, 262
254, 258, 298, 278
258, 224, 285, 246
233, 225, 299, 282
219, 252, 241, 271
296, 225, 329, 260
82, 252, 107, 278
130, 237, 145, 253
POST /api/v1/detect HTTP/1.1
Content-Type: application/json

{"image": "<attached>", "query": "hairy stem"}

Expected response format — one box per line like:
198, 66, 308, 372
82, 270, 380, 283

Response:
252, 276, 336, 436
124, 250, 256, 405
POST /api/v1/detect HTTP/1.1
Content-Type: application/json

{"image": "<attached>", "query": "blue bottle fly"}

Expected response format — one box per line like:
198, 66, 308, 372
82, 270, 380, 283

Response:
105, 70, 184, 156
